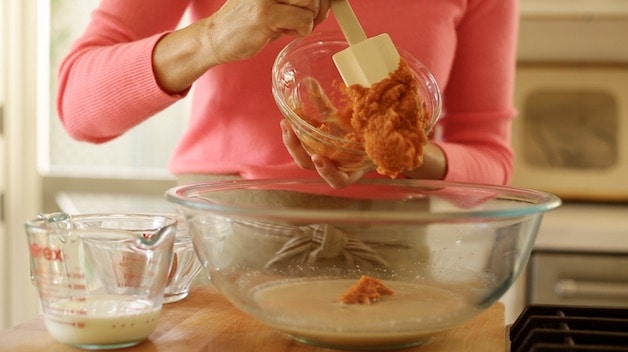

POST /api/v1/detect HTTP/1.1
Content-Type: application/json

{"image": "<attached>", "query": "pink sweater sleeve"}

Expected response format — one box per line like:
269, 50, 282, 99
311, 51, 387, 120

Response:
56, 0, 190, 143
436, 0, 519, 185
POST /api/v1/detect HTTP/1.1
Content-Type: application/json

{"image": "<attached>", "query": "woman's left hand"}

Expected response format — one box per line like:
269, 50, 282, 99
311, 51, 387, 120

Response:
280, 120, 372, 188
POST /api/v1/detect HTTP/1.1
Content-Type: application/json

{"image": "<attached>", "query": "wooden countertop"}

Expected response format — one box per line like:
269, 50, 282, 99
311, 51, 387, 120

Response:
0, 285, 506, 352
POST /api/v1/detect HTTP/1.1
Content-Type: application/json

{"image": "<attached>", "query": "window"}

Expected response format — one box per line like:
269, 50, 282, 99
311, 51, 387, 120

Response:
41, 0, 189, 179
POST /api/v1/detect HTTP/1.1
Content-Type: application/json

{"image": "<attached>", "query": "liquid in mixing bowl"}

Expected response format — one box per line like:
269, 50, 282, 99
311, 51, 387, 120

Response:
251, 278, 482, 348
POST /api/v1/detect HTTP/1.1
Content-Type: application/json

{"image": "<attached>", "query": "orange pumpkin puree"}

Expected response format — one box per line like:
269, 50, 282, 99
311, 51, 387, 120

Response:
296, 58, 429, 178
340, 275, 394, 304
344, 58, 429, 177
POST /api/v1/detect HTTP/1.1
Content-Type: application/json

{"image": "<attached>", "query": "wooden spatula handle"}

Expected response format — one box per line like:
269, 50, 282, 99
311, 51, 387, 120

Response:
331, 0, 367, 45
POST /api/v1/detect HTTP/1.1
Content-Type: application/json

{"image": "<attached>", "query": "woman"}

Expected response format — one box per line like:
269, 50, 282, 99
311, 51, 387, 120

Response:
57, 0, 518, 188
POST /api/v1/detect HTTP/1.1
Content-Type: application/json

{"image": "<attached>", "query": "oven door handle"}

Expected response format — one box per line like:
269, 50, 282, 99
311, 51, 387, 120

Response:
555, 279, 628, 299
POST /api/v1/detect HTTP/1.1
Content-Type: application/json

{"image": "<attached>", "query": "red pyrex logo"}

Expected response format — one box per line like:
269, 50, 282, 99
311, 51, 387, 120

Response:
29, 243, 63, 261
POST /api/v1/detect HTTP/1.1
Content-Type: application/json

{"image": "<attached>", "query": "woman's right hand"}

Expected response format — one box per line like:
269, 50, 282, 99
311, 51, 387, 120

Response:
208, 0, 331, 63
153, 0, 331, 94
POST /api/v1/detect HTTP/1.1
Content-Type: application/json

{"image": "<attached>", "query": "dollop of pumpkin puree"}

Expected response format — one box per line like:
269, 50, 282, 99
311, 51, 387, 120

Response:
343, 58, 429, 177
295, 58, 430, 177
340, 275, 394, 304
314, 58, 427, 178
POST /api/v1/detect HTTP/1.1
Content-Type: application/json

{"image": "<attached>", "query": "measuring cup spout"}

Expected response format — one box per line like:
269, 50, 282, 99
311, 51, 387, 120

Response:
38, 212, 75, 243
138, 221, 178, 249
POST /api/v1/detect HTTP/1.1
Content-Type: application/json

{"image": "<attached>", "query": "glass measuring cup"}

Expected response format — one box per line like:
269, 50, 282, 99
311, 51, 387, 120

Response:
25, 213, 177, 350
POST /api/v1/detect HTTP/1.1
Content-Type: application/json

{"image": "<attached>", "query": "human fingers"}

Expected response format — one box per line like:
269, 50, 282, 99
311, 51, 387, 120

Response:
313, 0, 331, 26
311, 155, 370, 189
281, 119, 315, 170
278, 0, 329, 24
271, 0, 323, 36
281, 118, 368, 188
279, 0, 330, 27
209, 0, 319, 63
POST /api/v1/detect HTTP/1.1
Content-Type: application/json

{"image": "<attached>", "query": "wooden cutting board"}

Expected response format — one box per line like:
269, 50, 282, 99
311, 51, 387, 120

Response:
0, 285, 506, 352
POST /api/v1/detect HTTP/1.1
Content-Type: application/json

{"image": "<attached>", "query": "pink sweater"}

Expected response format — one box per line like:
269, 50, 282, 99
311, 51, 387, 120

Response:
57, 0, 518, 184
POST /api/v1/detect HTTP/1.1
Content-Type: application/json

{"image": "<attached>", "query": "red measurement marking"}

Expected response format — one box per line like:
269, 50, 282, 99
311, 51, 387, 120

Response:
120, 255, 146, 263
46, 317, 86, 328
67, 284, 87, 290
29, 243, 63, 261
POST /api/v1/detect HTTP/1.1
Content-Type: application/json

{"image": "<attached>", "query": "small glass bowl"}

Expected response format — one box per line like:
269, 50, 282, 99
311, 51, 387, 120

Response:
272, 31, 442, 174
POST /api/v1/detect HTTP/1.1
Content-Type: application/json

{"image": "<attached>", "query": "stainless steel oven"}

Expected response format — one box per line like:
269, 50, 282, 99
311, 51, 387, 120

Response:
528, 250, 628, 307
508, 203, 628, 351
526, 202, 628, 307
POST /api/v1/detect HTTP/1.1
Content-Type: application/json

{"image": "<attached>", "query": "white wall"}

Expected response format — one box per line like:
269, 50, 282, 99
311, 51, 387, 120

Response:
1, 0, 42, 329
0, 0, 6, 330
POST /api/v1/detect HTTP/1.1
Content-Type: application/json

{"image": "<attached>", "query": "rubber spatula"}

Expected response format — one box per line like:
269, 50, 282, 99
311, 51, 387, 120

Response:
331, 0, 401, 88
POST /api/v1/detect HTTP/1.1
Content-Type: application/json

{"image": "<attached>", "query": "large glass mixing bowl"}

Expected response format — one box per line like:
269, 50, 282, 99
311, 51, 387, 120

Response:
166, 179, 560, 350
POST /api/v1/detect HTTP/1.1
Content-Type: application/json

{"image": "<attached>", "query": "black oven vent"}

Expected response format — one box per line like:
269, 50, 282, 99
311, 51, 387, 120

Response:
509, 305, 628, 352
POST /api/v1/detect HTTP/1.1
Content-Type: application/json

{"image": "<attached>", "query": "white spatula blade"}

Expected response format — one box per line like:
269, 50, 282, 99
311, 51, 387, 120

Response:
332, 33, 401, 88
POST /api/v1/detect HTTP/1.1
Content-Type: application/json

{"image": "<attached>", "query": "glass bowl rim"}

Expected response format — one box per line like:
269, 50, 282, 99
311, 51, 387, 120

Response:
165, 178, 562, 224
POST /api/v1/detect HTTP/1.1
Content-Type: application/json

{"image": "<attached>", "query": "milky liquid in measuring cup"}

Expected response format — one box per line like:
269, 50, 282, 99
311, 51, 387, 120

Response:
43, 295, 161, 348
